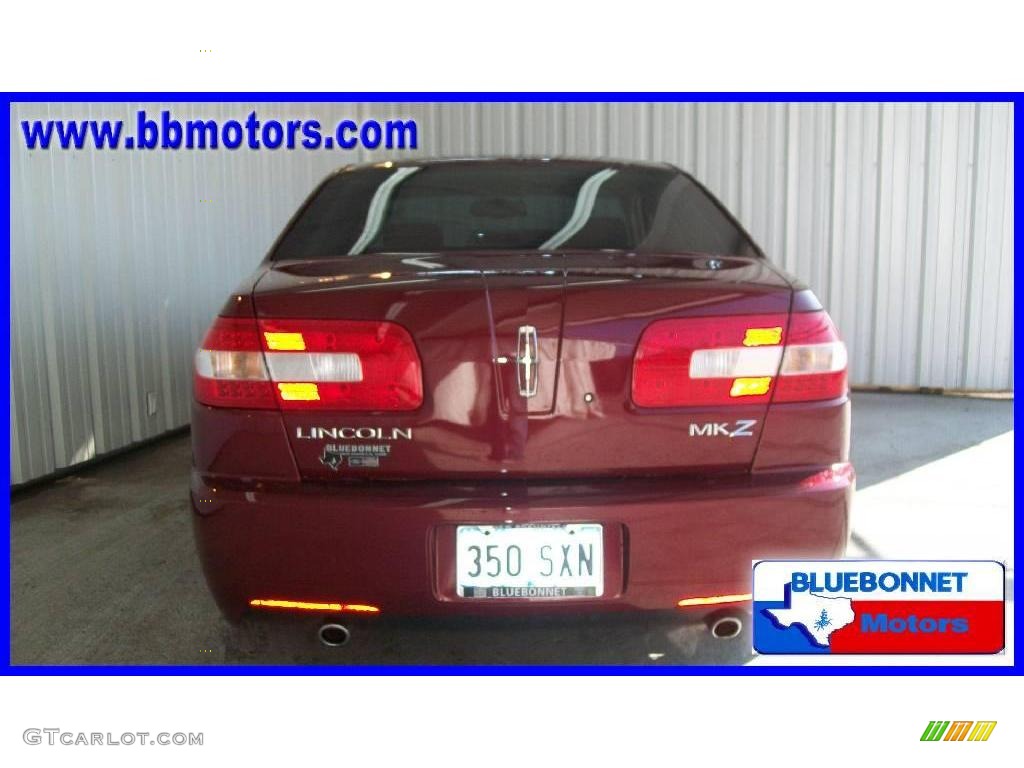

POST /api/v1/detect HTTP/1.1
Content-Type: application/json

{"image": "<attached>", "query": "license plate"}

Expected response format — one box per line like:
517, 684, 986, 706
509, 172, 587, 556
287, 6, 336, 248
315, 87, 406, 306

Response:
456, 524, 604, 598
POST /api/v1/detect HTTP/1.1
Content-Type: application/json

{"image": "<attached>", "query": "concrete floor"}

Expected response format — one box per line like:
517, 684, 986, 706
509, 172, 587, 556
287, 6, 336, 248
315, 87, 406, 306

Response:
10, 392, 1014, 666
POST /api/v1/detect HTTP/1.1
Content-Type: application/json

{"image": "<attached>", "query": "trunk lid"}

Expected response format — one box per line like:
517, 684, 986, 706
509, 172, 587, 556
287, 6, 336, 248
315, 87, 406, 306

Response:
252, 252, 793, 480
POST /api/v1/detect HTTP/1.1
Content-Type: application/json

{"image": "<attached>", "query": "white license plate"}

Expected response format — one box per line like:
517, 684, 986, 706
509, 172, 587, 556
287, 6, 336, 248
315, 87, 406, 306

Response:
456, 524, 604, 598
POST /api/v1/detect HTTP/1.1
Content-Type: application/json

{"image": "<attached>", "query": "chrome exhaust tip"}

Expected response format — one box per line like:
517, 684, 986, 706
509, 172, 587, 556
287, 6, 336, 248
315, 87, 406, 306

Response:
708, 615, 743, 640
318, 623, 351, 647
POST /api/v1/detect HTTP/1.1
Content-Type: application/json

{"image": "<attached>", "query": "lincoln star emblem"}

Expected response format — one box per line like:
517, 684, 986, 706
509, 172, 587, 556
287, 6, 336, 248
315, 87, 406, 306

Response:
516, 325, 539, 397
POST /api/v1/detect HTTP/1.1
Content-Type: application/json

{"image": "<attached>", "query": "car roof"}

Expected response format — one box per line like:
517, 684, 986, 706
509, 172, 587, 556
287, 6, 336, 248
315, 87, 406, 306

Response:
335, 156, 680, 174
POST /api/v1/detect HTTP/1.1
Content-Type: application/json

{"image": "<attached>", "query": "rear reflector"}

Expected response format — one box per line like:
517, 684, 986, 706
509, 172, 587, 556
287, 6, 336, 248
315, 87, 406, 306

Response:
194, 316, 423, 411
249, 598, 381, 613
677, 593, 752, 608
632, 309, 847, 407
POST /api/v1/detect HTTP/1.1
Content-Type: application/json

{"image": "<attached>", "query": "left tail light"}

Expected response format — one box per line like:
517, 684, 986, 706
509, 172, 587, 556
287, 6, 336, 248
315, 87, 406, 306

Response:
195, 316, 423, 411
194, 317, 276, 409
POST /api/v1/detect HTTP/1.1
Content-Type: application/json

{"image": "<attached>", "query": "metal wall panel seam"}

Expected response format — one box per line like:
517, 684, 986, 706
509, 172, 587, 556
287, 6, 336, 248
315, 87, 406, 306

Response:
959, 104, 983, 388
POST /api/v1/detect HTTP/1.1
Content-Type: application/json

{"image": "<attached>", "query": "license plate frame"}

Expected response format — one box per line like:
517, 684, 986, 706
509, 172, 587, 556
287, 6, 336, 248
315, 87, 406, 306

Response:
455, 523, 604, 599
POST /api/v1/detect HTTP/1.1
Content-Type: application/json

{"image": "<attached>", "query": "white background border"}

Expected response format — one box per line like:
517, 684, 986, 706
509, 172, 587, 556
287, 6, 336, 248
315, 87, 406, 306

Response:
2, 1, 1019, 764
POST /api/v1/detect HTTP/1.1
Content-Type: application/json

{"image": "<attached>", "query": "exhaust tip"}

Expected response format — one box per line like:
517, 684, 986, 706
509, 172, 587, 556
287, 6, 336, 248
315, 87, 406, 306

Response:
318, 623, 351, 647
709, 615, 743, 640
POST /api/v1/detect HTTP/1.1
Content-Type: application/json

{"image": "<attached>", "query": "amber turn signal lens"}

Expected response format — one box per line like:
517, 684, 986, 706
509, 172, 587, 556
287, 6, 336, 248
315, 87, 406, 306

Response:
263, 331, 306, 351
742, 327, 783, 347
729, 377, 772, 397
277, 382, 320, 401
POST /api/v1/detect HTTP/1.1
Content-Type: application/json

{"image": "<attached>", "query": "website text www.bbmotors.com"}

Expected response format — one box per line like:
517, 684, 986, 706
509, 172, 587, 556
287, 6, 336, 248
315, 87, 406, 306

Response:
19, 109, 418, 152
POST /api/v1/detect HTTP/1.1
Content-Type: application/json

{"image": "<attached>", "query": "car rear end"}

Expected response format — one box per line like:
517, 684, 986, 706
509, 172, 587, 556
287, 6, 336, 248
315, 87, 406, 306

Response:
190, 159, 853, 627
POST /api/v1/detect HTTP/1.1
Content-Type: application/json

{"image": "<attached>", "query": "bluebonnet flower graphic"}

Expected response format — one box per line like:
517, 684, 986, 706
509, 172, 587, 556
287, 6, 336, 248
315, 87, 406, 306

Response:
813, 608, 832, 631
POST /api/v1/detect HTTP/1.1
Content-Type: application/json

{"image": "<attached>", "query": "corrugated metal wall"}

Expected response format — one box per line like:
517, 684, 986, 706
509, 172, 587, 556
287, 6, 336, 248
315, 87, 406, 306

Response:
10, 102, 1014, 484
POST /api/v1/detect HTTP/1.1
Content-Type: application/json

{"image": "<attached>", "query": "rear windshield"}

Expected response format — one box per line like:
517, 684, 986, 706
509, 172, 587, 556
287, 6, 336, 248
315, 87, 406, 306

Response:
273, 162, 759, 259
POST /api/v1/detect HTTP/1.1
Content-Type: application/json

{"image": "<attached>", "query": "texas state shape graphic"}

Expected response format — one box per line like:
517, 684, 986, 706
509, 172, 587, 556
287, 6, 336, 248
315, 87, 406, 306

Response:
765, 589, 856, 648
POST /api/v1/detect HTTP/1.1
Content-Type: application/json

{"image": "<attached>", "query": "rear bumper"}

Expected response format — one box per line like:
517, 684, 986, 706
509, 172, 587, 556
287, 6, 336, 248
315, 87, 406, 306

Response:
192, 465, 853, 620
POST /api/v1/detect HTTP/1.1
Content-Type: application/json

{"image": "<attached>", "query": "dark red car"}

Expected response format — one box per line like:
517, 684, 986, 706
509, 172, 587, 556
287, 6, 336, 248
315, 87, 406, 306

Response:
191, 158, 852, 646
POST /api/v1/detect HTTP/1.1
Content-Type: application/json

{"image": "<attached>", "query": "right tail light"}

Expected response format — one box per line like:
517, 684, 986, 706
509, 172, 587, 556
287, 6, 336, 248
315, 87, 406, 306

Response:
772, 311, 848, 403
631, 310, 847, 407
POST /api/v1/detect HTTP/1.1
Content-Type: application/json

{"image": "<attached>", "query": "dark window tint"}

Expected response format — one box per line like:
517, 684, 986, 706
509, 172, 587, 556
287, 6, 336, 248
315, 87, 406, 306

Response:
273, 162, 759, 259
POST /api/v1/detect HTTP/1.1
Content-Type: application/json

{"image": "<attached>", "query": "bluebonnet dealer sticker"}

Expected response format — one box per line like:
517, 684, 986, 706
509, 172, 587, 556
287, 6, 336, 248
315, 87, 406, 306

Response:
752, 560, 1005, 654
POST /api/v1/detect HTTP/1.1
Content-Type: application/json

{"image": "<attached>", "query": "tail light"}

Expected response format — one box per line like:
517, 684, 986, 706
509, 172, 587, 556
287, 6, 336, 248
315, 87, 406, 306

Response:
195, 316, 423, 411
772, 311, 848, 403
631, 310, 847, 407
194, 317, 276, 409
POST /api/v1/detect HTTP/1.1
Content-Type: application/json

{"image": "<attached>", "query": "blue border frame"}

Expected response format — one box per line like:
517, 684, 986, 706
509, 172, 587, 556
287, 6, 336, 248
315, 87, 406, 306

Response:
4, 92, 1020, 675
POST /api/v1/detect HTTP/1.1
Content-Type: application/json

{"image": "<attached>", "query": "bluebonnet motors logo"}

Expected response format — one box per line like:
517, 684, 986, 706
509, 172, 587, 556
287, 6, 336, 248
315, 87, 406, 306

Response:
752, 560, 1004, 654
